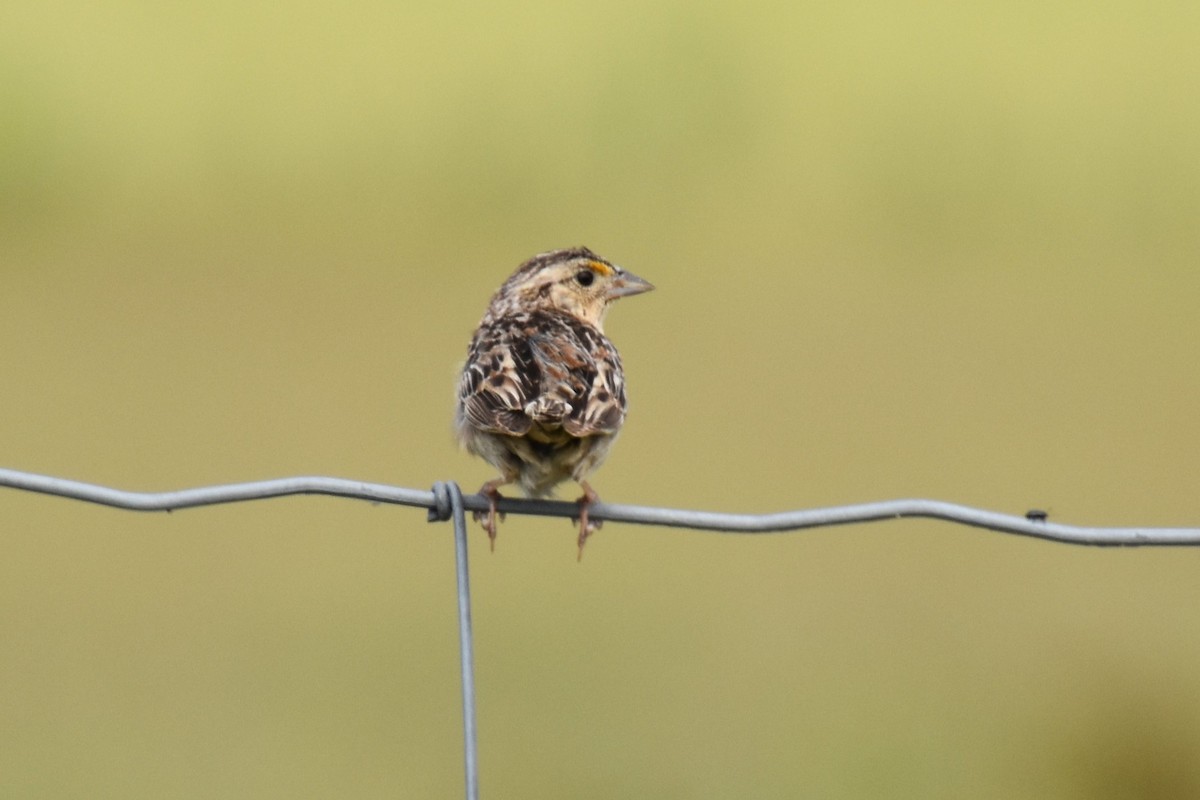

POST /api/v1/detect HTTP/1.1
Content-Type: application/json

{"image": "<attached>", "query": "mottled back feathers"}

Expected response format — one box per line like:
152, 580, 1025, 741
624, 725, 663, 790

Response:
459, 308, 627, 439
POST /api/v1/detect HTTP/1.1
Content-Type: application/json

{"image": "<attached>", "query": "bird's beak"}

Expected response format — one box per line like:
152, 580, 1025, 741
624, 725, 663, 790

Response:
606, 270, 654, 300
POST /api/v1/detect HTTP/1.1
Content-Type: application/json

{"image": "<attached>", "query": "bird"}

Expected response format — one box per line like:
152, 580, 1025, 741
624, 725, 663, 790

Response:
455, 247, 653, 558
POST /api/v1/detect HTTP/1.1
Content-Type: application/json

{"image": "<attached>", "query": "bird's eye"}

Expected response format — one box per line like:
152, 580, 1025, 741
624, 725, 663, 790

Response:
575, 270, 595, 287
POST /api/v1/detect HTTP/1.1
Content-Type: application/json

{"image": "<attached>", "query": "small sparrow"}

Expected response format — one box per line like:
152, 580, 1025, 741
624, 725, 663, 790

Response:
455, 247, 653, 557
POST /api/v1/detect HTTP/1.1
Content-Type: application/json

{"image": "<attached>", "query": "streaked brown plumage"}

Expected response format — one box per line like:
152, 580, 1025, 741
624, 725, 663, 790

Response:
455, 247, 653, 557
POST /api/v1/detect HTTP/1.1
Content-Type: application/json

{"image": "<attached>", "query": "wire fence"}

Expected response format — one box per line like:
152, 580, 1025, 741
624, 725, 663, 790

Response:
3, 465, 1199, 799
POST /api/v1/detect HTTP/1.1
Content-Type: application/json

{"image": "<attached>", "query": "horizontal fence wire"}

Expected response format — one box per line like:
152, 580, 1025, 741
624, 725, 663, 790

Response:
4, 464, 1200, 800
1, 467, 1199, 545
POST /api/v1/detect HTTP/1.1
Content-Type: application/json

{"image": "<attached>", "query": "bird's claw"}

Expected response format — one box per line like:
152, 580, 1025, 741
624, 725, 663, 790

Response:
475, 482, 508, 552
575, 484, 602, 561
472, 508, 506, 551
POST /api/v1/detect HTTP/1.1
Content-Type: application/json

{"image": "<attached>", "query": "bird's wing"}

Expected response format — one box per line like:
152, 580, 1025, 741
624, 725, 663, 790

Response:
561, 337, 626, 437
458, 324, 537, 436
526, 318, 626, 438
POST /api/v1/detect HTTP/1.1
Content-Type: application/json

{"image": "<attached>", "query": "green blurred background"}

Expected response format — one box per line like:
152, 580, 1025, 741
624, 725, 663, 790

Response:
3, 2, 1199, 797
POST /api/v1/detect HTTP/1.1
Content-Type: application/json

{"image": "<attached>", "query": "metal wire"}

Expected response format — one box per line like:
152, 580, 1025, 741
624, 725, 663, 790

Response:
2, 467, 1198, 546
4, 465, 1200, 800
439, 481, 479, 800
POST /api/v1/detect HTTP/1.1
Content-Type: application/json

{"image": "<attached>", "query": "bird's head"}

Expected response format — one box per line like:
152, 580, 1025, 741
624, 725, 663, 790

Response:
491, 247, 654, 329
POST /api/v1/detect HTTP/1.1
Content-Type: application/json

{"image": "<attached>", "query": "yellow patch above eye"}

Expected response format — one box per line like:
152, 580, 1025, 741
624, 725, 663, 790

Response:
586, 260, 614, 277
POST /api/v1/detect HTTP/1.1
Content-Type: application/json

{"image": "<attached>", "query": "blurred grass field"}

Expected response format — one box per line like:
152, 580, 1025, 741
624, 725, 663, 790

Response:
3, 2, 1200, 798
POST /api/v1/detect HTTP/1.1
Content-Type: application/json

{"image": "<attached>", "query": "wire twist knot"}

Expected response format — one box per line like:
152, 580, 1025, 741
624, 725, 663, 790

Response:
428, 481, 453, 522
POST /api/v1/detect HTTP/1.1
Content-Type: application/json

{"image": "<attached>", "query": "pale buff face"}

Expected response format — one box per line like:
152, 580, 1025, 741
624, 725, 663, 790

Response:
498, 254, 653, 332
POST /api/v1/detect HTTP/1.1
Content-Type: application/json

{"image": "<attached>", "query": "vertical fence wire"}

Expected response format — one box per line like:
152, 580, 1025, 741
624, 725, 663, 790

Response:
447, 482, 479, 800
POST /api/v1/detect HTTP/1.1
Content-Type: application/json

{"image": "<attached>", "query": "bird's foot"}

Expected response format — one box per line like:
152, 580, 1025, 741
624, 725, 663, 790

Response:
574, 482, 603, 561
473, 480, 508, 552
